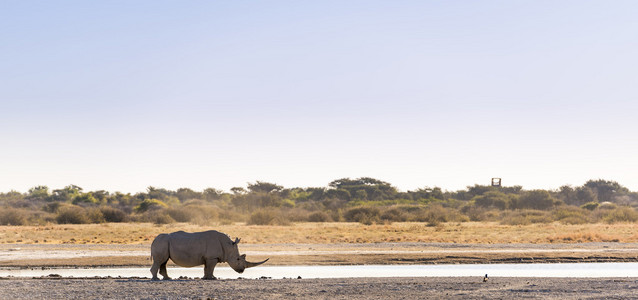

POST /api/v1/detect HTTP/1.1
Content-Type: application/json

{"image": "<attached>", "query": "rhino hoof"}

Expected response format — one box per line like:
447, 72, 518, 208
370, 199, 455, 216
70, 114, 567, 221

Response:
202, 276, 217, 280
162, 277, 172, 280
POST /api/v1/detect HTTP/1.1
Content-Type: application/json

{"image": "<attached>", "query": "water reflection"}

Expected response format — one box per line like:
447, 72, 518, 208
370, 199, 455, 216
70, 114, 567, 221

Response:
3, 263, 638, 279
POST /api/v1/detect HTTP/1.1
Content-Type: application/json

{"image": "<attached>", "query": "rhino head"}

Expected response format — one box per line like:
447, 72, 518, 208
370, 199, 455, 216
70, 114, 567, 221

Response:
227, 237, 269, 273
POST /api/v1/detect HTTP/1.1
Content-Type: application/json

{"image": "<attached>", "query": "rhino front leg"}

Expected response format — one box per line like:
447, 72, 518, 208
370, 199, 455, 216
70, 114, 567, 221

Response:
202, 258, 219, 280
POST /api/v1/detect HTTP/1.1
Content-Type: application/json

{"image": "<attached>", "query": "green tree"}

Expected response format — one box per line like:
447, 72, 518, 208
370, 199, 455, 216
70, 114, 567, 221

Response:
354, 189, 368, 200
575, 186, 596, 205
27, 186, 50, 201
328, 177, 397, 201
230, 187, 247, 195
203, 188, 224, 201
285, 188, 312, 202
411, 187, 444, 200
472, 191, 512, 210
305, 187, 326, 201
72, 193, 99, 205
247, 181, 283, 194
325, 189, 351, 201
176, 188, 201, 202
465, 185, 497, 198
135, 199, 168, 213
557, 185, 577, 205
515, 190, 559, 210
584, 179, 628, 203
146, 186, 174, 201
51, 185, 82, 202
91, 190, 109, 204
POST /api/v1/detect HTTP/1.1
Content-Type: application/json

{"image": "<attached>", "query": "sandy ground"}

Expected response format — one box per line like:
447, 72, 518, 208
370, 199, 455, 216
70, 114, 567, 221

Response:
1, 276, 638, 299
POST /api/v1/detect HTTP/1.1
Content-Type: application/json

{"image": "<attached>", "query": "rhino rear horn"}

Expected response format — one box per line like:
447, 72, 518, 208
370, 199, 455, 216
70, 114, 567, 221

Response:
246, 258, 269, 268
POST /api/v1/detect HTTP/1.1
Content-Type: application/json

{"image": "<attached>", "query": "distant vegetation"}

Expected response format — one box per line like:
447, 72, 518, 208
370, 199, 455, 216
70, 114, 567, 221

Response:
2, 178, 638, 226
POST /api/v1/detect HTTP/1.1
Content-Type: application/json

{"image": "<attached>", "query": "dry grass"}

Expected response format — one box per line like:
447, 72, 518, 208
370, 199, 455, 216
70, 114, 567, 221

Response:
3, 222, 638, 245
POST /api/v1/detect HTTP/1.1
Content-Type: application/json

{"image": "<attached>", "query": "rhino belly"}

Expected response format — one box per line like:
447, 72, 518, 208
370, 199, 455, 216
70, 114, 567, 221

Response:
168, 244, 205, 267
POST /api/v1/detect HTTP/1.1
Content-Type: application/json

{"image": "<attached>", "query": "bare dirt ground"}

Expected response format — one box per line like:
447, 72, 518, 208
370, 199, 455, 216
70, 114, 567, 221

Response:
1, 276, 637, 299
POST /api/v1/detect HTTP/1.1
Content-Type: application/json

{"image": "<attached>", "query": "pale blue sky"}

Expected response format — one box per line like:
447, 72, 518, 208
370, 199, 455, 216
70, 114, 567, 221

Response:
2, 1, 637, 193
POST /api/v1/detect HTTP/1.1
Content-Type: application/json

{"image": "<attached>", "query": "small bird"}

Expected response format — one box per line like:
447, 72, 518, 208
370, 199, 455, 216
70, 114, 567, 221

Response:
483, 274, 488, 282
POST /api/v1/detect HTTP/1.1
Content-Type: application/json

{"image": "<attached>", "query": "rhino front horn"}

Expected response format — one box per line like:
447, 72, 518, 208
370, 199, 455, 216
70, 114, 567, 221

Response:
246, 258, 269, 268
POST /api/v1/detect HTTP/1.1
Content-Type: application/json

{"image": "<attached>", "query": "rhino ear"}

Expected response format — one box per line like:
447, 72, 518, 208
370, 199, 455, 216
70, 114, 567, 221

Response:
233, 238, 240, 245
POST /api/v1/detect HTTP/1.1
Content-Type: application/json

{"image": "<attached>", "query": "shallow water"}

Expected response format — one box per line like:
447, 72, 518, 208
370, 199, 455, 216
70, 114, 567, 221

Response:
3, 263, 638, 279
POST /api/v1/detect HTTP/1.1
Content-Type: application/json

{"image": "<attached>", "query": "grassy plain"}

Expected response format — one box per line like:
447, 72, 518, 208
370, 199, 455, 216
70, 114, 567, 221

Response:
2, 221, 638, 244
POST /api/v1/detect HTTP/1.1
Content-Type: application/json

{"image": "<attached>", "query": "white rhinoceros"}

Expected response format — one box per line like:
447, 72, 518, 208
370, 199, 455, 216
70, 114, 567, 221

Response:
150, 230, 268, 280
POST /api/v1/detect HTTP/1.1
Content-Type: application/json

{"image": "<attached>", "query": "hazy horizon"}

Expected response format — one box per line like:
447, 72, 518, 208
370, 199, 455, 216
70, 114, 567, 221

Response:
2, 1, 637, 194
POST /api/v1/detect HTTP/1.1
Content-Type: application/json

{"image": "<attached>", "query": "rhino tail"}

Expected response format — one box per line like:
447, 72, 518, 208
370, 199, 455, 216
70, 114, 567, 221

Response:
166, 240, 171, 261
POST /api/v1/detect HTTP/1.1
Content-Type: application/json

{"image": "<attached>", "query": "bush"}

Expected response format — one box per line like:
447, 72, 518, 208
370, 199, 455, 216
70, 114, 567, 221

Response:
602, 207, 638, 223
344, 207, 380, 225
72, 193, 99, 205
29, 211, 55, 225
167, 205, 219, 225
0, 208, 27, 225
56, 206, 89, 224
247, 209, 290, 225
500, 210, 553, 225
515, 190, 559, 210
553, 206, 590, 225
167, 207, 194, 222
581, 202, 600, 211
560, 216, 589, 225
100, 206, 127, 222
135, 199, 168, 213
420, 205, 448, 226
308, 211, 332, 222
284, 208, 309, 222
136, 209, 175, 224
218, 210, 244, 224
281, 199, 296, 208
87, 207, 105, 223
380, 207, 408, 222
460, 206, 500, 222
43, 202, 62, 213
472, 191, 511, 210
414, 204, 468, 225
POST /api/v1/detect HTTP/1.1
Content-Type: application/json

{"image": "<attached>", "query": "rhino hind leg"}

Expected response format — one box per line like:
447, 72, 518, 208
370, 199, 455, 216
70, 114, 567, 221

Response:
150, 234, 171, 281
150, 265, 159, 281
159, 260, 171, 280
150, 258, 171, 281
